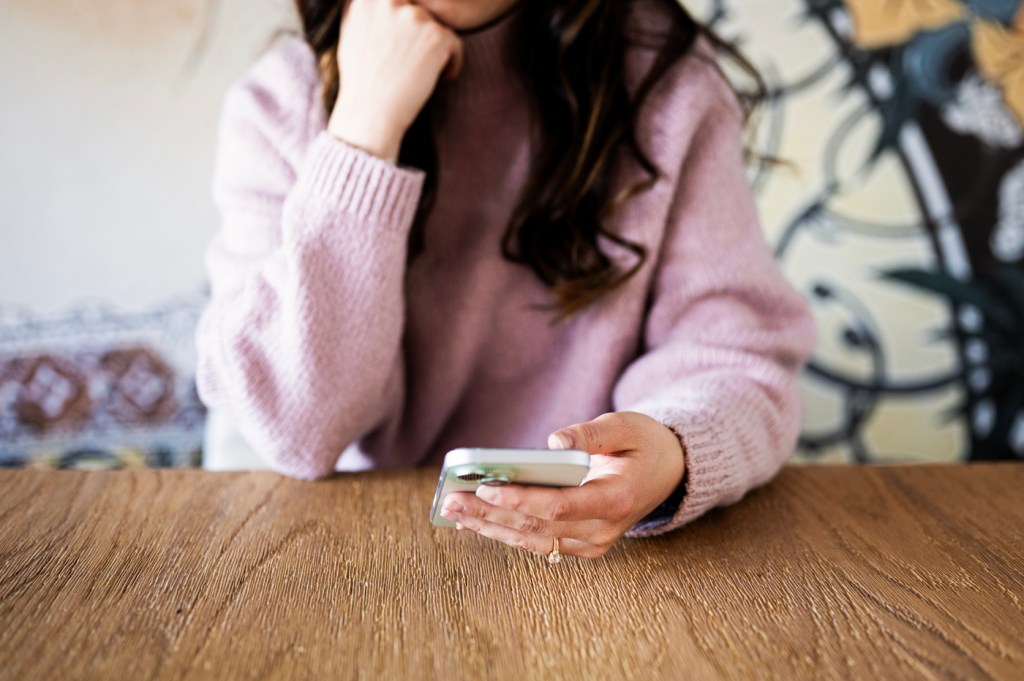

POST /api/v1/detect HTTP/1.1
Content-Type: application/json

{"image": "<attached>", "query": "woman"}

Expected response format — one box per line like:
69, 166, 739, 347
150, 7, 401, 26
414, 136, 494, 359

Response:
196, 0, 817, 559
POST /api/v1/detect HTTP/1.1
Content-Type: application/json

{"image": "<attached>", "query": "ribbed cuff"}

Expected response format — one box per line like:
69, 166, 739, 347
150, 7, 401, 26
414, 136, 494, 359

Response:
296, 131, 426, 230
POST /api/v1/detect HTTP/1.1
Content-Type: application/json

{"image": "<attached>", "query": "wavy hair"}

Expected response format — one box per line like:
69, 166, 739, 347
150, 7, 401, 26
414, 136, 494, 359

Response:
295, 0, 763, 318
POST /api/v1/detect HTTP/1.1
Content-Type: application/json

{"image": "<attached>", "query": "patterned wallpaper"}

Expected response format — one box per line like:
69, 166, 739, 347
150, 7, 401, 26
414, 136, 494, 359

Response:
689, 0, 1023, 462
1, 0, 1021, 468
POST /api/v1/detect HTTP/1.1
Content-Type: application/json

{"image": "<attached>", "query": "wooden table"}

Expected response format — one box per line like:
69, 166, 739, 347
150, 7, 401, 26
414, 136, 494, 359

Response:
0, 464, 1021, 680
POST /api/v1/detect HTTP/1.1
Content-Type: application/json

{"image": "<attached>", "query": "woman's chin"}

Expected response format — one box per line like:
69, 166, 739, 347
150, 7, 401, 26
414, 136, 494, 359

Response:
412, 1, 506, 32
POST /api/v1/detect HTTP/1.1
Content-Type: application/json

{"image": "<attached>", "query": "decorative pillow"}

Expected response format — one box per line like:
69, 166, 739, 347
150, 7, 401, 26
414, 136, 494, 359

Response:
0, 294, 207, 469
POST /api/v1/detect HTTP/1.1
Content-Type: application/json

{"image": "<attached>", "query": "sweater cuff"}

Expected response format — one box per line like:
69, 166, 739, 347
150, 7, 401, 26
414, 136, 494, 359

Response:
295, 131, 426, 230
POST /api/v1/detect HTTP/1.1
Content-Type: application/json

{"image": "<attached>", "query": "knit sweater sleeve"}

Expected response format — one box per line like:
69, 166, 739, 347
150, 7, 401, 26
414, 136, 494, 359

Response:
194, 38, 425, 479
613, 66, 817, 536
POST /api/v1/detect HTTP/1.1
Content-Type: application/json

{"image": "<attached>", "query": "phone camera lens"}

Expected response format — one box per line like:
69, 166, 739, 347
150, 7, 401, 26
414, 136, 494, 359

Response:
480, 474, 510, 486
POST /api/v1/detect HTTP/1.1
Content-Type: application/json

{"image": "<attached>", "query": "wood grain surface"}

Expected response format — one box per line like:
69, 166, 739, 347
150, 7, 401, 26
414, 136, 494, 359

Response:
0, 464, 1021, 680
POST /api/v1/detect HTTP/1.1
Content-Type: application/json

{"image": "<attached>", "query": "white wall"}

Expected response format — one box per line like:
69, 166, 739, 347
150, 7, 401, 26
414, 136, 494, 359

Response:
0, 0, 297, 314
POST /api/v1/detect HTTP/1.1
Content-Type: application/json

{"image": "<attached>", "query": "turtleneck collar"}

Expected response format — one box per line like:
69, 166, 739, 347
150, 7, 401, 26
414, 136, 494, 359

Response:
433, 3, 525, 110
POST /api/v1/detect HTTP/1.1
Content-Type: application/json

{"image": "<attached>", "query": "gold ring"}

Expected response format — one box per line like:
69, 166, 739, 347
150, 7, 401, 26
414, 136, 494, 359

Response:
547, 536, 562, 564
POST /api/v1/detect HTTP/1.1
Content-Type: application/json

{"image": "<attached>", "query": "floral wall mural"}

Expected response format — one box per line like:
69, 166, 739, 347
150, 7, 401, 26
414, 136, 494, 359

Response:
1, 0, 1021, 468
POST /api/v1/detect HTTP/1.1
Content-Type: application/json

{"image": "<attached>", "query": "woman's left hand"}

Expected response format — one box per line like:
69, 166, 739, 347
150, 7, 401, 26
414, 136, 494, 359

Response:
439, 411, 686, 559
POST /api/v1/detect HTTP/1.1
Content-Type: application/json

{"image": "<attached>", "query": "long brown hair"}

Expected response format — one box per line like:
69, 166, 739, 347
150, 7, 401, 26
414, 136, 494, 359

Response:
296, 0, 764, 319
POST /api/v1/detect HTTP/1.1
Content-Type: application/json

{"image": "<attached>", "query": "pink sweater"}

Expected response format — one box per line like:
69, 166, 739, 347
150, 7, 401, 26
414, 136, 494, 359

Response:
195, 4, 817, 536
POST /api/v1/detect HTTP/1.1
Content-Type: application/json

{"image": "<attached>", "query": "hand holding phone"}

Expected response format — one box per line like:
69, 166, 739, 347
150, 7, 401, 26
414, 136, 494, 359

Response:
429, 447, 590, 527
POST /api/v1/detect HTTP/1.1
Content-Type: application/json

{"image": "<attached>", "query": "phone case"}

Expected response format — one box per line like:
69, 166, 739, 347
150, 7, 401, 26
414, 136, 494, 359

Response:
429, 447, 591, 527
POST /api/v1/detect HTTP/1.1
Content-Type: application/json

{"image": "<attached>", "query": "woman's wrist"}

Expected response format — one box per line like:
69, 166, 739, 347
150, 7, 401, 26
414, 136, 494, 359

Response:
640, 467, 687, 525
639, 423, 688, 524
327, 103, 404, 163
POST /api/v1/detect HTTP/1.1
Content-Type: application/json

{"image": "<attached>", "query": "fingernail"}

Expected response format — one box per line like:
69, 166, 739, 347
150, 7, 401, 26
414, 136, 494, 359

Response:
444, 500, 465, 513
549, 431, 573, 450
475, 486, 495, 501
455, 522, 464, 531
441, 508, 461, 522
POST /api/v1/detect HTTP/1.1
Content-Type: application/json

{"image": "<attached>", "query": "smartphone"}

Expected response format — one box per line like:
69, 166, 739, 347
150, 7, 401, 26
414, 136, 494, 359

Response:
429, 447, 591, 527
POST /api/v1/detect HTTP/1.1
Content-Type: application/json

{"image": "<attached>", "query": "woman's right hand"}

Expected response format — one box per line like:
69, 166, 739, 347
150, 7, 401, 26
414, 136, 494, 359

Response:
327, 0, 464, 162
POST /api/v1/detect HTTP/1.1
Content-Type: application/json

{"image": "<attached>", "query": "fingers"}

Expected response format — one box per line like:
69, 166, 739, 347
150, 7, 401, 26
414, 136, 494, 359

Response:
441, 31, 464, 80
475, 478, 634, 525
441, 493, 611, 559
399, 2, 462, 82
458, 515, 606, 559
549, 411, 647, 455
